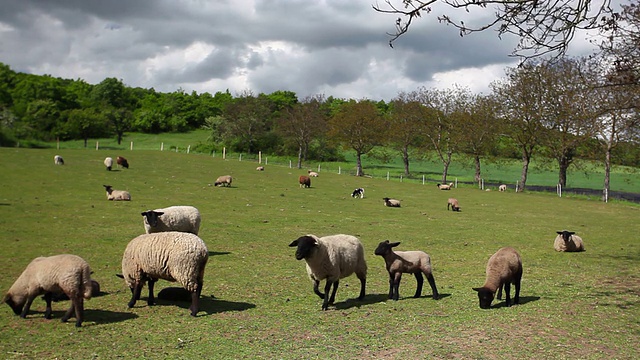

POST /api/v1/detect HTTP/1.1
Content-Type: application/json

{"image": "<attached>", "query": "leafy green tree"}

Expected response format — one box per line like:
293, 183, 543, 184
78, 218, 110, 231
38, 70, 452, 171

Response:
221, 91, 271, 154
65, 108, 109, 147
92, 78, 134, 144
277, 94, 328, 168
388, 91, 429, 176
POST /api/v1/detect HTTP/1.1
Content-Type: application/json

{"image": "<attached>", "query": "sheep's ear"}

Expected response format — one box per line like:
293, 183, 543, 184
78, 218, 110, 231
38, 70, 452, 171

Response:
141, 212, 147, 216
115, 274, 124, 279
288, 240, 299, 247
472, 287, 482, 292
568, 231, 575, 235
556, 231, 563, 235
155, 212, 164, 216
390, 242, 401, 247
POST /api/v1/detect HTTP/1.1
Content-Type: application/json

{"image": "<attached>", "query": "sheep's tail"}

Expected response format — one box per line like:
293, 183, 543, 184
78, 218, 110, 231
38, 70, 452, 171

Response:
81, 266, 93, 299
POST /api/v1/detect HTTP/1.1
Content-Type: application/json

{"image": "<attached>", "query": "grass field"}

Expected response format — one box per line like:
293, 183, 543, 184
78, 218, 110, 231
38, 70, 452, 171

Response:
0, 147, 639, 359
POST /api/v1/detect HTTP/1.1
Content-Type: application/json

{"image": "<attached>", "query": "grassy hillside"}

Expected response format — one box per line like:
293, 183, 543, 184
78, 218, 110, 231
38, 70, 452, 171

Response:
0, 148, 638, 359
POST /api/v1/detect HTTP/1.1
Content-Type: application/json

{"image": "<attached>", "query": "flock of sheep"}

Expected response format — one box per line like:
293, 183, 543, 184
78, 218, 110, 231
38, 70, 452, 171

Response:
3, 160, 586, 327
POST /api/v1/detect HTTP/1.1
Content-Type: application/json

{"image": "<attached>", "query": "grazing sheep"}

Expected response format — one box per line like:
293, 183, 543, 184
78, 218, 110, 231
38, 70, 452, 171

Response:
374, 240, 439, 301
54, 155, 64, 165
141, 205, 201, 235
103, 185, 131, 201
3, 254, 93, 327
447, 198, 461, 212
554, 230, 585, 252
256, 166, 265, 171
308, 170, 319, 177
214, 175, 233, 187
289, 234, 367, 310
299, 175, 311, 188
116, 156, 129, 169
118, 231, 208, 316
383, 197, 401, 207
437, 182, 454, 190
473, 247, 522, 309
104, 157, 113, 171
499, 184, 507, 192
351, 188, 365, 199
48, 280, 101, 302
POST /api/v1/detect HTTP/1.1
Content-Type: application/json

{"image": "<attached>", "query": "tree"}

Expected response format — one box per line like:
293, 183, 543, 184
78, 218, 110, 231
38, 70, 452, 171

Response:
277, 94, 328, 168
373, 0, 615, 59
328, 99, 387, 176
92, 78, 134, 144
221, 91, 271, 154
388, 91, 429, 176
65, 108, 109, 147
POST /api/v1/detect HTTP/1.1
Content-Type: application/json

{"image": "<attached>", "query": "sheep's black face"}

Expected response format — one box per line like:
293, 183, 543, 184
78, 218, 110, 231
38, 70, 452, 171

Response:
473, 287, 495, 309
3, 294, 24, 315
557, 231, 575, 242
142, 211, 163, 227
374, 240, 400, 256
289, 236, 317, 260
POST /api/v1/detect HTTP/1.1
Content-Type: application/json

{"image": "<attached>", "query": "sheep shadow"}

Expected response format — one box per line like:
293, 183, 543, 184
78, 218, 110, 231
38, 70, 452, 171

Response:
333, 293, 389, 310
34, 309, 138, 325
491, 295, 540, 309
208, 251, 231, 257
154, 295, 256, 316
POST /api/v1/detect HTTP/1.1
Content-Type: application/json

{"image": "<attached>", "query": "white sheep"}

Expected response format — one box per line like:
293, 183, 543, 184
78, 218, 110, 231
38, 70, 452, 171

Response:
554, 230, 585, 252
374, 240, 440, 301
473, 247, 522, 309
54, 155, 64, 165
499, 184, 507, 192
118, 231, 209, 316
308, 170, 319, 177
104, 157, 113, 171
3, 254, 93, 327
289, 234, 367, 310
103, 185, 131, 201
437, 182, 454, 190
256, 166, 265, 171
141, 205, 201, 235
447, 198, 461, 212
214, 175, 232, 187
383, 197, 401, 207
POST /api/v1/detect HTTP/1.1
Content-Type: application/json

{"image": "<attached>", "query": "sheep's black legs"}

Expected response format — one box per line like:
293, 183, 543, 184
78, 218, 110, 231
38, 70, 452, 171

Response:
504, 282, 512, 307
62, 296, 84, 327
426, 273, 439, 300
43, 293, 53, 319
328, 280, 339, 305
189, 280, 203, 317
387, 273, 395, 299
321, 280, 335, 310
357, 277, 366, 300
313, 280, 325, 299
497, 283, 503, 300
391, 273, 402, 301
414, 272, 424, 298
20, 296, 35, 318
128, 282, 144, 308
147, 279, 157, 306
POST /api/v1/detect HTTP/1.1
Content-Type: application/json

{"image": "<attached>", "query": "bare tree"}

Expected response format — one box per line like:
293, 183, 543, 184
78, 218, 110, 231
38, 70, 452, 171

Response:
373, 0, 615, 59
388, 91, 430, 175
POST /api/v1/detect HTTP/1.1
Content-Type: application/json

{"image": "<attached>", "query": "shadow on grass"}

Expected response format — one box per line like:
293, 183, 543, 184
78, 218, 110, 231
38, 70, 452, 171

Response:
154, 295, 256, 316
333, 293, 389, 310
209, 251, 231, 257
491, 295, 540, 309
35, 309, 139, 325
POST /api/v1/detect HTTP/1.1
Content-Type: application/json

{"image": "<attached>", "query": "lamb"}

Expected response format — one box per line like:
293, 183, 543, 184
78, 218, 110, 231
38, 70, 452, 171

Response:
214, 175, 233, 187
351, 188, 365, 199
447, 198, 461, 212
104, 157, 113, 171
141, 205, 201, 235
54, 155, 64, 165
299, 175, 311, 188
256, 166, 265, 171
374, 240, 439, 301
116, 156, 129, 169
308, 170, 319, 177
103, 185, 131, 201
472, 247, 522, 309
383, 197, 401, 207
499, 184, 507, 192
554, 230, 585, 252
118, 231, 209, 316
3, 254, 94, 327
289, 234, 367, 310
437, 182, 454, 190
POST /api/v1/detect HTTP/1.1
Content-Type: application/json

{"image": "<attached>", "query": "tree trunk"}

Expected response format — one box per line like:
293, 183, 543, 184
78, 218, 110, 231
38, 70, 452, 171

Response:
519, 153, 530, 192
603, 141, 612, 202
117, 132, 123, 145
356, 152, 364, 176
474, 154, 482, 182
441, 150, 452, 183
297, 145, 303, 169
402, 145, 410, 176
83, 138, 88, 148
558, 158, 568, 188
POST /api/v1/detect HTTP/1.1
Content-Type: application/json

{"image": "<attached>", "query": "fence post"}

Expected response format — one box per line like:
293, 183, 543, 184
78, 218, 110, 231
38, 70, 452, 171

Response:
318, 164, 321, 172
387, 172, 389, 180
259, 151, 262, 164
338, 166, 341, 175
422, 175, 425, 185
289, 160, 292, 168
400, 175, 403, 182
223, 147, 226, 160
161, 142, 164, 151
239, 154, 242, 161
57, 137, 60, 150
516, 181, 519, 193
265, 157, 268, 165
187, 145, 190, 154
96, 141, 99, 150
130, 141, 133, 151
557, 184, 562, 197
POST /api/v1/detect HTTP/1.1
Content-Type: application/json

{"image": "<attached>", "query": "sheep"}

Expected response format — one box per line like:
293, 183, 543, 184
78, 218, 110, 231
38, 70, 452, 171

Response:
256, 166, 265, 171
351, 188, 365, 199
383, 197, 401, 207
437, 182, 454, 190
308, 170, 319, 177
118, 231, 208, 316
103, 185, 131, 201
3, 254, 93, 327
141, 205, 201, 235
48, 280, 101, 302
499, 184, 507, 192
447, 198, 461, 212
214, 175, 233, 187
116, 156, 129, 169
104, 157, 113, 171
472, 247, 522, 309
288, 234, 367, 310
554, 230, 585, 252
54, 155, 64, 165
299, 175, 311, 188
374, 240, 440, 301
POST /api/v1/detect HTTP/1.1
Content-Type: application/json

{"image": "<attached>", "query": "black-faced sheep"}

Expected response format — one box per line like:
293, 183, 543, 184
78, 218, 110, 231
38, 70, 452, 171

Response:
141, 205, 201, 235
289, 234, 367, 310
499, 184, 507, 192
54, 155, 64, 165
118, 231, 208, 316
383, 197, 401, 207
3, 254, 94, 327
103, 185, 131, 201
214, 175, 233, 187
437, 182, 454, 190
374, 240, 439, 301
299, 175, 311, 188
473, 247, 522, 309
554, 230, 585, 252
447, 198, 461, 212
104, 157, 113, 171
351, 188, 365, 198
116, 156, 129, 169
308, 170, 319, 177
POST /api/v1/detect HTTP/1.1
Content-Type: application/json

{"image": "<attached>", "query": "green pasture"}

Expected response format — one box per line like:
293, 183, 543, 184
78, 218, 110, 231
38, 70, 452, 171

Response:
0, 148, 638, 359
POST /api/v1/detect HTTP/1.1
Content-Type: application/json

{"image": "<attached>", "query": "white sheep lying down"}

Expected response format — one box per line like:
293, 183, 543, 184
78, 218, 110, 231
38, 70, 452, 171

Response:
3, 254, 94, 327
141, 206, 201, 235
554, 230, 585, 252
118, 232, 209, 316
289, 234, 367, 310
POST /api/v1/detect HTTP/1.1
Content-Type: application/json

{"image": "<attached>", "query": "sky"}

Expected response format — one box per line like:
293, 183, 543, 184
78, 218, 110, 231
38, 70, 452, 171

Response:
0, 0, 607, 102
